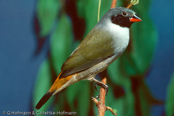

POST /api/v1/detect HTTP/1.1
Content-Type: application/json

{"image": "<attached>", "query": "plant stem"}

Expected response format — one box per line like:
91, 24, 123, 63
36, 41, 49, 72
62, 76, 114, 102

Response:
98, 70, 108, 116
111, 0, 117, 8
127, 3, 133, 8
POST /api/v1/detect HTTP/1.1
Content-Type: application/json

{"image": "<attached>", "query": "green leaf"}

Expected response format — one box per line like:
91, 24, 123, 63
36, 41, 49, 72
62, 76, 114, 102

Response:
104, 87, 126, 116
50, 14, 73, 74
77, 0, 122, 37
129, 1, 157, 74
165, 73, 174, 116
54, 92, 66, 111
33, 59, 53, 113
79, 0, 98, 35
37, 0, 60, 37
65, 82, 83, 111
139, 87, 151, 116
77, 81, 90, 116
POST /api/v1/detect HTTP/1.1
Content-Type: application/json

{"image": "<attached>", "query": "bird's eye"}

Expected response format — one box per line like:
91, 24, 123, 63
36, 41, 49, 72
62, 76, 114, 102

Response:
111, 15, 116, 22
122, 12, 127, 16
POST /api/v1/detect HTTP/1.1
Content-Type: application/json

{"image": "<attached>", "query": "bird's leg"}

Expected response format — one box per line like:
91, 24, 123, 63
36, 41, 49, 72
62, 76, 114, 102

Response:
94, 83, 100, 99
90, 78, 108, 97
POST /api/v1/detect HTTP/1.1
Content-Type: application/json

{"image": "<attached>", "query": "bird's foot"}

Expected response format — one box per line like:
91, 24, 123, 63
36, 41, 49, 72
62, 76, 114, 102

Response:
95, 82, 108, 96
90, 78, 108, 97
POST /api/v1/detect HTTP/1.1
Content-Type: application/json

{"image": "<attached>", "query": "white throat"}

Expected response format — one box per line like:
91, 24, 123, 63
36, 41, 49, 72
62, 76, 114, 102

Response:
105, 21, 130, 54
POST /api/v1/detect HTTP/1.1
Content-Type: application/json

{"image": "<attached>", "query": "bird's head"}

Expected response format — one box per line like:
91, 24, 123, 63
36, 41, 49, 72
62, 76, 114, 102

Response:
99, 7, 142, 28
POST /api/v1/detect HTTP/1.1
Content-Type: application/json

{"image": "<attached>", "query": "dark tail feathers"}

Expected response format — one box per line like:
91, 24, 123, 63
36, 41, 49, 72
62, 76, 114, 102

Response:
35, 92, 53, 110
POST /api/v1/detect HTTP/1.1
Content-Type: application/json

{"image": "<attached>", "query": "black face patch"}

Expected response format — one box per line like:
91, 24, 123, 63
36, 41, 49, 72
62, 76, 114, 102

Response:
111, 14, 133, 28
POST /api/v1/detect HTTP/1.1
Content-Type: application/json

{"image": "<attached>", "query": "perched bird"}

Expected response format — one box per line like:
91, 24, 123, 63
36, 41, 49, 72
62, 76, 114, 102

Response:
35, 7, 141, 110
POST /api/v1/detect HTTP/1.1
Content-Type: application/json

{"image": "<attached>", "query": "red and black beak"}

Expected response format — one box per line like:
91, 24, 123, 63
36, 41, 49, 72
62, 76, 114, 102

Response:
130, 14, 142, 22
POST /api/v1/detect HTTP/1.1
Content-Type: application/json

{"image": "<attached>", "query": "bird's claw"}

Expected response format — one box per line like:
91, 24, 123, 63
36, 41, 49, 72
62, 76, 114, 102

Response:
94, 82, 108, 96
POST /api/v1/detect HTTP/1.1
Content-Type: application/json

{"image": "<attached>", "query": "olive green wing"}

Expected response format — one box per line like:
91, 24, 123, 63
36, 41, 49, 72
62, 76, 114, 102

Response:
60, 27, 115, 78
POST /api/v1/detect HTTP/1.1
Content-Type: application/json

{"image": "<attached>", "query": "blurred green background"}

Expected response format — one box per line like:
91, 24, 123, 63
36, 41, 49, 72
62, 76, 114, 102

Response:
0, 0, 174, 116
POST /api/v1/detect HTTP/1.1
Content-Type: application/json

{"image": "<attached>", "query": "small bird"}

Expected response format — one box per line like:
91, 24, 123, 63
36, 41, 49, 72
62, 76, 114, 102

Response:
35, 7, 141, 110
